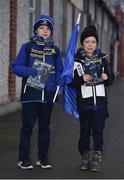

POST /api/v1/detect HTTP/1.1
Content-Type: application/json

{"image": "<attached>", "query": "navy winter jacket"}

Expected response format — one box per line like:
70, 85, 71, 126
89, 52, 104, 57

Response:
12, 41, 63, 103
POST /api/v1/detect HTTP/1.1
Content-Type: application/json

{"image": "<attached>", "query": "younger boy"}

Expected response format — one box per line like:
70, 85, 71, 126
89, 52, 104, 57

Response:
71, 25, 114, 171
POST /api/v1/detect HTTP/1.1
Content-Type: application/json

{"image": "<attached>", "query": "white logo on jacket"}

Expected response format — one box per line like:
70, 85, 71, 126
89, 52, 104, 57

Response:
74, 62, 84, 76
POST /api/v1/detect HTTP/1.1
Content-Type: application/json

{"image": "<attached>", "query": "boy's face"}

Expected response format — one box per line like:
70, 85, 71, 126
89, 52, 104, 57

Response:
83, 36, 97, 56
35, 25, 51, 39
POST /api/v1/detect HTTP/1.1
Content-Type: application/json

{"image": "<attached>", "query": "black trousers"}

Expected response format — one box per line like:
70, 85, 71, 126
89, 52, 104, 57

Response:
78, 106, 108, 156
18, 102, 53, 161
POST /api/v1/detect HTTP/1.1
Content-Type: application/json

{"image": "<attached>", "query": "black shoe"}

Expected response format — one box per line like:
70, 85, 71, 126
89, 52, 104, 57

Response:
89, 151, 102, 172
79, 151, 91, 170
36, 160, 52, 169
17, 160, 34, 170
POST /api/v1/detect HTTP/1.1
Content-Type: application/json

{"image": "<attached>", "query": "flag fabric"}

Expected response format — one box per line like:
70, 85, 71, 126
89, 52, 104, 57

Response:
61, 20, 80, 84
61, 13, 81, 120
63, 85, 79, 120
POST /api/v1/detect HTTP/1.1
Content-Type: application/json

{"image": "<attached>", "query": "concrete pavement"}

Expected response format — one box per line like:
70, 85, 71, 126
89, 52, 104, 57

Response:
0, 79, 124, 179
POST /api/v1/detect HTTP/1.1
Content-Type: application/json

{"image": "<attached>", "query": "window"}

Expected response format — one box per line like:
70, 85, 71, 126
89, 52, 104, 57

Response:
83, 0, 89, 13
29, 0, 41, 36
29, 0, 35, 37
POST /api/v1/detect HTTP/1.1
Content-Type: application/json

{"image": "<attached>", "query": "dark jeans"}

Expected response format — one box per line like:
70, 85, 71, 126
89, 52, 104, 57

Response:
18, 102, 53, 161
78, 107, 107, 156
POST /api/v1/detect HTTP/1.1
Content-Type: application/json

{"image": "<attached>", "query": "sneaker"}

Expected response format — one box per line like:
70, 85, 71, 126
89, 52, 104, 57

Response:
79, 151, 91, 170
89, 151, 102, 172
36, 160, 52, 169
17, 160, 34, 170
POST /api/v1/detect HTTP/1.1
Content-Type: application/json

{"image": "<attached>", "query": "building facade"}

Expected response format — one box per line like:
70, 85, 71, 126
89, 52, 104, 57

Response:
0, 0, 121, 114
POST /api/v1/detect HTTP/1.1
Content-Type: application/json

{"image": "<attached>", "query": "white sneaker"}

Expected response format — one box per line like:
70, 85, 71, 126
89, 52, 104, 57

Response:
17, 161, 34, 170
36, 160, 52, 169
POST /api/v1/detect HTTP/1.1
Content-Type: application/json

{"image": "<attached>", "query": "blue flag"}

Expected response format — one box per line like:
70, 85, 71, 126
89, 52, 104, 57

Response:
63, 85, 79, 120
61, 13, 81, 120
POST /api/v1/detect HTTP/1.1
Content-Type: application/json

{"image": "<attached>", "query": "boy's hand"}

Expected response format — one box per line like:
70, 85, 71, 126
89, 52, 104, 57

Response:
83, 74, 92, 82
28, 67, 38, 77
101, 73, 108, 80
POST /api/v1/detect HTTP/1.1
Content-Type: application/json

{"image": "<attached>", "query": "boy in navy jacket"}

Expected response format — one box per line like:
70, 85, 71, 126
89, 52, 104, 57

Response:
12, 15, 63, 170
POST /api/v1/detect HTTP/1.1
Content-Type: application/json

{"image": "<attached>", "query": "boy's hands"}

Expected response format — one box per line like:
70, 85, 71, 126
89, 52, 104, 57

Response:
101, 73, 108, 80
83, 73, 108, 82
28, 67, 38, 77
83, 74, 92, 82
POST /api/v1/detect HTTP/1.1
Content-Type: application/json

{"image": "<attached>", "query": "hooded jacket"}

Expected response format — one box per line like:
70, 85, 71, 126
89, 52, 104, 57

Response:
69, 48, 114, 106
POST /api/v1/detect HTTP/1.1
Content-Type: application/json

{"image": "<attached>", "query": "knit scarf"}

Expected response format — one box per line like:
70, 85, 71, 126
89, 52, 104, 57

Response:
80, 48, 101, 63
32, 34, 54, 47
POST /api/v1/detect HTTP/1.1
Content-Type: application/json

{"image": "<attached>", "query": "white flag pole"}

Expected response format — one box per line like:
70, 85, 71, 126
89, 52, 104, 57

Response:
53, 85, 60, 103
76, 13, 81, 24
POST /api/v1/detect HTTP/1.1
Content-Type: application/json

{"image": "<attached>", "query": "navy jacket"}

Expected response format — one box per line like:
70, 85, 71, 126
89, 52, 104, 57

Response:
12, 41, 63, 103
69, 48, 114, 106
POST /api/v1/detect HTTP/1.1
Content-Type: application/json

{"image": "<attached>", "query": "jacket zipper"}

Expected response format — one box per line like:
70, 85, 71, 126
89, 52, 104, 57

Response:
92, 85, 96, 105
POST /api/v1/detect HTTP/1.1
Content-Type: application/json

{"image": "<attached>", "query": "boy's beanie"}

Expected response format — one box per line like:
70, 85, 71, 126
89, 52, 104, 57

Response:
33, 15, 54, 33
80, 25, 99, 45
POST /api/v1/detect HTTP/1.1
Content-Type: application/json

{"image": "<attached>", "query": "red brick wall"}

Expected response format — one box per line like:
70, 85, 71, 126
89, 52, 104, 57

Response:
8, 0, 17, 101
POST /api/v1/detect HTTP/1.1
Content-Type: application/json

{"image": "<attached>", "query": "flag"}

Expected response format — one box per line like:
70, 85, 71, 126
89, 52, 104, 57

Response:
63, 85, 79, 120
61, 13, 81, 120
61, 13, 81, 84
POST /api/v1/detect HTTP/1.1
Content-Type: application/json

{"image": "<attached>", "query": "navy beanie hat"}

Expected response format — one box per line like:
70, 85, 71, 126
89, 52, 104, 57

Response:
33, 15, 54, 33
80, 25, 99, 45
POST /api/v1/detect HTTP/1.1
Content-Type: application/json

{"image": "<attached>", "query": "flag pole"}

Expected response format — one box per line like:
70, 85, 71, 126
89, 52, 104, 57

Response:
53, 13, 81, 103
53, 85, 60, 103
76, 13, 81, 24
